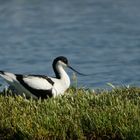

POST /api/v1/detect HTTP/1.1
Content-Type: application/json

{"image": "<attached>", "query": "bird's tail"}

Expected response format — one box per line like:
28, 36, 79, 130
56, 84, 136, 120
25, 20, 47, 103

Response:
0, 71, 16, 82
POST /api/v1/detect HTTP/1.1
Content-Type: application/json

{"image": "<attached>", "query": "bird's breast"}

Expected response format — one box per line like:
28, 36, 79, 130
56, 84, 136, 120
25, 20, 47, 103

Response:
51, 77, 70, 97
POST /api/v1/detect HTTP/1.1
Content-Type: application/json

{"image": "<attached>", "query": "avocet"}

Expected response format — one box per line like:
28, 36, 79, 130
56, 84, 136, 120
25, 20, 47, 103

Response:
0, 56, 86, 99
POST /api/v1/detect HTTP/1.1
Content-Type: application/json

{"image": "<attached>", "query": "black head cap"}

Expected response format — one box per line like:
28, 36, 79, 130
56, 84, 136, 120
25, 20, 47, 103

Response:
53, 56, 68, 66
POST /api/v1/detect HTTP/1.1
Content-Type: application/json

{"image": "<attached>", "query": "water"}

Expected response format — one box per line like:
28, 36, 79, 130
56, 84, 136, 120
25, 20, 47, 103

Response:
0, 0, 140, 89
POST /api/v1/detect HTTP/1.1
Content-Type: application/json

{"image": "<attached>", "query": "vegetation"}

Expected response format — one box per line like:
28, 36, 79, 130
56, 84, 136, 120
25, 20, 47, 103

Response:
0, 86, 140, 140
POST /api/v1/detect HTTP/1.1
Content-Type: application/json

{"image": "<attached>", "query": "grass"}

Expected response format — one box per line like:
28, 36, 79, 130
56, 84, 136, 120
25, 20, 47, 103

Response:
0, 86, 140, 139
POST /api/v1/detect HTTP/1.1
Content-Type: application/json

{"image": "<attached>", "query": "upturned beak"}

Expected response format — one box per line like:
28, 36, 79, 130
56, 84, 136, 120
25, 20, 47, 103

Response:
68, 65, 87, 76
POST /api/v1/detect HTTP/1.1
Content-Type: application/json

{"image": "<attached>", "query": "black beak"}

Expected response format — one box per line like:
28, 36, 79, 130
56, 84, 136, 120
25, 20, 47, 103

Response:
68, 65, 87, 76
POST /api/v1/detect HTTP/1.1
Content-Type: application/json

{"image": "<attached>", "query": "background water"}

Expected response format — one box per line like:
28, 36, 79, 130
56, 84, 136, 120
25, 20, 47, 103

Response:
0, 0, 140, 89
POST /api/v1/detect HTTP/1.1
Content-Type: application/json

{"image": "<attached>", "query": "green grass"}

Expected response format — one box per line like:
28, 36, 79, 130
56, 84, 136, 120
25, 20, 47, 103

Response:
0, 86, 140, 140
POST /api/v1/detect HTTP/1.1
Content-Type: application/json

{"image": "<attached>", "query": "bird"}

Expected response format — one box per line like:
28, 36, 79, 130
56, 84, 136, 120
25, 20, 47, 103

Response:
0, 56, 86, 99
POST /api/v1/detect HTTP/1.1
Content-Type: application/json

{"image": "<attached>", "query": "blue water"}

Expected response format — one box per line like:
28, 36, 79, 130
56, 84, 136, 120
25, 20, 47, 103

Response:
0, 0, 140, 89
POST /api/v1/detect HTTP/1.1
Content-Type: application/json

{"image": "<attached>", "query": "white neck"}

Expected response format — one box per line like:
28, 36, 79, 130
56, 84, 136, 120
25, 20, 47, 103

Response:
56, 64, 68, 79
56, 64, 70, 86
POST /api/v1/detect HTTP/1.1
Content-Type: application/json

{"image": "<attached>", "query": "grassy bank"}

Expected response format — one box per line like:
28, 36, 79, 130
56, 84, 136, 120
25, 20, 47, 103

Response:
0, 87, 140, 140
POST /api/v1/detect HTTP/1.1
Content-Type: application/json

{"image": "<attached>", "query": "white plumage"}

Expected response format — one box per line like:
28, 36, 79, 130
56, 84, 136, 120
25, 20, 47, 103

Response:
23, 76, 53, 90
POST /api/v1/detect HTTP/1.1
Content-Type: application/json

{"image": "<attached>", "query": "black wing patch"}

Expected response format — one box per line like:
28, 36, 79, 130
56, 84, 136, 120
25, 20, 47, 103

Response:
16, 74, 53, 99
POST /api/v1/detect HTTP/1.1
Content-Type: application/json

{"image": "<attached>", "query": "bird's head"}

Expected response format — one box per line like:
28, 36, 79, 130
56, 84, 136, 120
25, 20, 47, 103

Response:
53, 56, 87, 76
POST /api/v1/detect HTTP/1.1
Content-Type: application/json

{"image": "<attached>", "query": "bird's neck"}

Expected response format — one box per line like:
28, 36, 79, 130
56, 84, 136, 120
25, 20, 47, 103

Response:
54, 64, 69, 80
54, 64, 70, 88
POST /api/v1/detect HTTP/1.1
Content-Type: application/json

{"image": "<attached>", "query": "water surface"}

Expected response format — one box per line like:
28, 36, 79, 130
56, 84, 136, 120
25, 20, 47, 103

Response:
0, 0, 140, 89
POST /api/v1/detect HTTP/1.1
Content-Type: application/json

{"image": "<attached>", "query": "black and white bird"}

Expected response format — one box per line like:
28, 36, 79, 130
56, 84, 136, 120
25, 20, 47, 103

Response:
0, 56, 86, 99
